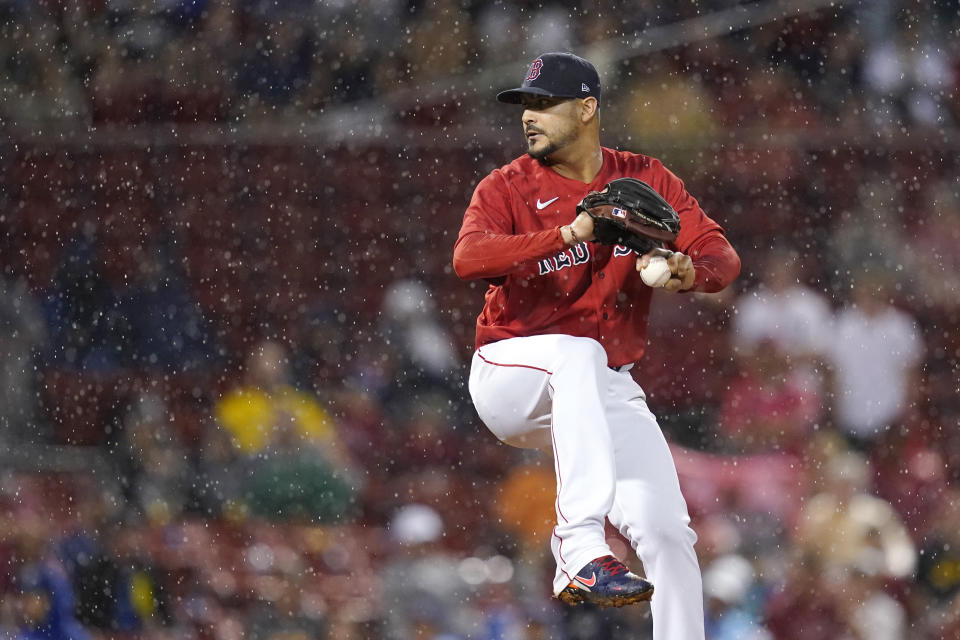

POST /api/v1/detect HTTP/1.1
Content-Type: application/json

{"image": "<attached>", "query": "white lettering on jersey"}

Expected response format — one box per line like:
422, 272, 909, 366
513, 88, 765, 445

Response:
538, 244, 591, 275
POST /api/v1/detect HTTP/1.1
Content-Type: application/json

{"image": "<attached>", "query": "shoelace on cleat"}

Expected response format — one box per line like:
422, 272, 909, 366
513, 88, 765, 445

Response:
598, 556, 627, 577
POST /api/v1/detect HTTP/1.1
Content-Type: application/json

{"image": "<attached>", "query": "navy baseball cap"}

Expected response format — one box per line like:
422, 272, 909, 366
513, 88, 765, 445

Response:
497, 52, 601, 104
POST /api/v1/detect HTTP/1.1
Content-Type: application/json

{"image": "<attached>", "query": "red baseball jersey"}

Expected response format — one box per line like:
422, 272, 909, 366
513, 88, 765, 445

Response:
453, 147, 740, 367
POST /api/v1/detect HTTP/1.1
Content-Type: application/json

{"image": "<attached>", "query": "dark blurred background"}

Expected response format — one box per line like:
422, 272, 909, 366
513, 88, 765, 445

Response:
0, 0, 959, 638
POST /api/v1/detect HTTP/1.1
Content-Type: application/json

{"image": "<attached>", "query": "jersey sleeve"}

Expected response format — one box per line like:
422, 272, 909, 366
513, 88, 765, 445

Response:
651, 159, 741, 293
453, 170, 566, 280
459, 170, 515, 236
682, 233, 741, 292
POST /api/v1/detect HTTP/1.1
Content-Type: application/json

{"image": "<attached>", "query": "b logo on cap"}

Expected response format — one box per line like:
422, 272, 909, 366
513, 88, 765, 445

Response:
526, 58, 543, 82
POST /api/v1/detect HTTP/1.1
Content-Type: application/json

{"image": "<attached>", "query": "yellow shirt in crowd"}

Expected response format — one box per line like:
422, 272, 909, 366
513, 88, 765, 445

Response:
215, 385, 336, 454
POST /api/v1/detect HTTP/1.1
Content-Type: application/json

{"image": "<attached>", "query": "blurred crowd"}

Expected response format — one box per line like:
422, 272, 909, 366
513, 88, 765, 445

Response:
0, 0, 958, 132
1, 0, 960, 639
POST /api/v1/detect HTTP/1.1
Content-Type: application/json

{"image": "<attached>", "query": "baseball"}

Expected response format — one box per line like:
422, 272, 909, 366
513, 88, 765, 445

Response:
640, 256, 672, 287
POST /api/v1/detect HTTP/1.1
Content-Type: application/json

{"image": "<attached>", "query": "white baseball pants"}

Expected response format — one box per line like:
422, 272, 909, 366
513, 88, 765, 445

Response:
469, 334, 704, 640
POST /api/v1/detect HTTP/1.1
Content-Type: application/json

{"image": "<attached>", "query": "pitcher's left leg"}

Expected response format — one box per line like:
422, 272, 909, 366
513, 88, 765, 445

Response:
605, 371, 705, 640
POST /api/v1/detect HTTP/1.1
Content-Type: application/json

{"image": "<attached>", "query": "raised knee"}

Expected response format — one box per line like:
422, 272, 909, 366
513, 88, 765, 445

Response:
556, 337, 608, 367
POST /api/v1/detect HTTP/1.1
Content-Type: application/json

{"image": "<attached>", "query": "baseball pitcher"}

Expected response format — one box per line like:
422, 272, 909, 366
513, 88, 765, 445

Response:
453, 53, 741, 640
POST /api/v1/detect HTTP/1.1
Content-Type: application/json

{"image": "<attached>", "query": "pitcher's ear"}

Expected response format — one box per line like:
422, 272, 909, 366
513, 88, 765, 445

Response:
581, 97, 599, 123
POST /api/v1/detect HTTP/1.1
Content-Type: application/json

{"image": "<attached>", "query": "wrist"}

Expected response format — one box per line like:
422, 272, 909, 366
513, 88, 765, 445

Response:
561, 225, 580, 246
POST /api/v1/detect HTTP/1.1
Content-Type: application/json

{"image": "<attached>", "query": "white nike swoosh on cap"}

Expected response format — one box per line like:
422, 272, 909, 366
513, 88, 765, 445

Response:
536, 196, 559, 210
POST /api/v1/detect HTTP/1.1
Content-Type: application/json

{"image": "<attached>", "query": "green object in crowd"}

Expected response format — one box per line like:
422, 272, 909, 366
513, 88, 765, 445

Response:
246, 455, 356, 523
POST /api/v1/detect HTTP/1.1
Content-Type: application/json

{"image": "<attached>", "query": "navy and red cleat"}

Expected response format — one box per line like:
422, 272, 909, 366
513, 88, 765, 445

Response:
557, 555, 654, 608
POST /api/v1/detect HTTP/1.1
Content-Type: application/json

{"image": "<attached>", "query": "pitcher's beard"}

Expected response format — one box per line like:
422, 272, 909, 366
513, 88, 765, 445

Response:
526, 126, 575, 163
527, 139, 561, 162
